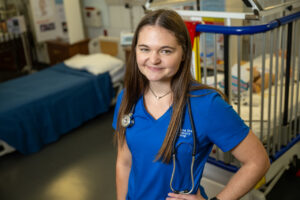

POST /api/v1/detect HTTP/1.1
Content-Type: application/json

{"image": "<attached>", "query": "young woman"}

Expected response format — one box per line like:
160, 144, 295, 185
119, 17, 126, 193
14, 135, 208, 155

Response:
112, 9, 270, 200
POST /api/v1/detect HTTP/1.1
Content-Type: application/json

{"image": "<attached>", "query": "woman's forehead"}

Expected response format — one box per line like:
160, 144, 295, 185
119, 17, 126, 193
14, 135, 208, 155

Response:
137, 25, 180, 46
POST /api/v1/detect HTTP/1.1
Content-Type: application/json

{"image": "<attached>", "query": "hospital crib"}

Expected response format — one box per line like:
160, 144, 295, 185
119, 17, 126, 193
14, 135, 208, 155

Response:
192, 10, 300, 200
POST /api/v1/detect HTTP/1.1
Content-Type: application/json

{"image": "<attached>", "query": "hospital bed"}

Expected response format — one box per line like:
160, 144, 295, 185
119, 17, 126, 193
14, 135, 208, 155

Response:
0, 37, 125, 156
194, 10, 300, 200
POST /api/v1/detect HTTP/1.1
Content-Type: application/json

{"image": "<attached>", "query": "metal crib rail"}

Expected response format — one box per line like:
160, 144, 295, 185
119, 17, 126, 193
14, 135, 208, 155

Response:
195, 11, 300, 35
196, 11, 300, 165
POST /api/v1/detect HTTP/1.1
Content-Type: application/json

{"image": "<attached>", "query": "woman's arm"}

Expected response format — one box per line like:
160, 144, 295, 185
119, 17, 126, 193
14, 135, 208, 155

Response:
166, 130, 269, 200
116, 138, 132, 200
215, 130, 270, 200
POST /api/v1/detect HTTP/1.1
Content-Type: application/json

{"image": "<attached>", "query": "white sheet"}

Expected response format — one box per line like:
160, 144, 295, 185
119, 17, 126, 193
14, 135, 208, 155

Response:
232, 81, 300, 142
203, 72, 299, 142
203, 53, 299, 142
64, 53, 125, 83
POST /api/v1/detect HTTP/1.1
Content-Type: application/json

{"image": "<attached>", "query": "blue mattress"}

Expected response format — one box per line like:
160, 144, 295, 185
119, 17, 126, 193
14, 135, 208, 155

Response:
0, 63, 113, 154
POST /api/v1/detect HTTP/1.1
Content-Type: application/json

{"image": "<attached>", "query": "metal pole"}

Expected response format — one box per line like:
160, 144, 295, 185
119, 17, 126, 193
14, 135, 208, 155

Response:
295, 29, 300, 136
237, 35, 241, 115
203, 33, 207, 84
260, 33, 266, 142
214, 34, 218, 88
282, 22, 293, 145
267, 30, 274, 155
278, 25, 286, 148
21, 32, 32, 71
288, 21, 296, 140
224, 34, 231, 103
272, 27, 280, 155
249, 35, 254, 130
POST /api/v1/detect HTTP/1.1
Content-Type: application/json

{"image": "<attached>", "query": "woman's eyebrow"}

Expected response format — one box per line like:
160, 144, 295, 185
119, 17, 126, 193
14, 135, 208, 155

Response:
137, 44, 149, 48
160, 46, 176, 49
137, 44, 176, 50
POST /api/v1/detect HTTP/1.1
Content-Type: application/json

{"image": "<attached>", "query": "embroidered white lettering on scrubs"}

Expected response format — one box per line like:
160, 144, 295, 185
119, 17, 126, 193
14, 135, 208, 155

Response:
180, 129, 192, 138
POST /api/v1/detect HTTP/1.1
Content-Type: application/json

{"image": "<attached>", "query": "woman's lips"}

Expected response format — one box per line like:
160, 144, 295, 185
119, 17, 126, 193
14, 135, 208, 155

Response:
146, 65, 164, 71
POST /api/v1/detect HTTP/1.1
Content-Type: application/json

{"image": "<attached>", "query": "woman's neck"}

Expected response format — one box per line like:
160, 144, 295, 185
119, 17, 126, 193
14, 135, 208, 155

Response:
148, 81, 171, 96
144, 81, 173, 120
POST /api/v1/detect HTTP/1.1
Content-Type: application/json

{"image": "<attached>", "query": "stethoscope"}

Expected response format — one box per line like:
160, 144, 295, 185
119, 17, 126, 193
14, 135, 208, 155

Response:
121, 97, 197, 194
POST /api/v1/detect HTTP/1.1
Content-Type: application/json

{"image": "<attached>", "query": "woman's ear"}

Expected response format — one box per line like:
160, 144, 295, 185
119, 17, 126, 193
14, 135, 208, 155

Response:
182, 53, 185, 61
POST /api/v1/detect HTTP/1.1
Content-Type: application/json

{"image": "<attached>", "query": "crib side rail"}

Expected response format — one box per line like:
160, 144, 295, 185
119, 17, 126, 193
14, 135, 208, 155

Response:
197, 12, 300, 165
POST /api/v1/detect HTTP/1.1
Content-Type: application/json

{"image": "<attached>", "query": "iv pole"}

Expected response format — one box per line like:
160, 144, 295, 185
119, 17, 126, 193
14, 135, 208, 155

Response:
13, 0, 33, 73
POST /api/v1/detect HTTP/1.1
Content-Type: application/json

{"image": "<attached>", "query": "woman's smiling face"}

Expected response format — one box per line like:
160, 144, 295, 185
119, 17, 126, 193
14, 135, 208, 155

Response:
136, 25, 184, 84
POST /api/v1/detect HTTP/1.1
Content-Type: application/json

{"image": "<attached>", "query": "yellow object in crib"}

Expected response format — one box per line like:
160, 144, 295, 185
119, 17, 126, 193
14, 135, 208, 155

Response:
254, 176, 266, 189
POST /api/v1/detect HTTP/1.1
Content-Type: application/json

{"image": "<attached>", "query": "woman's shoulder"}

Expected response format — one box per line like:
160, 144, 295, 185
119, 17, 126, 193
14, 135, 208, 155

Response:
189, 84, 226, 109
118, 89, 125, 98
115, 89, 125, 106
189, 84, 220, 98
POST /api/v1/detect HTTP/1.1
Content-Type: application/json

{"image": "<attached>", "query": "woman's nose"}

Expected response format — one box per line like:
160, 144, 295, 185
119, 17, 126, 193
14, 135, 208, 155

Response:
149, 51, 161, 64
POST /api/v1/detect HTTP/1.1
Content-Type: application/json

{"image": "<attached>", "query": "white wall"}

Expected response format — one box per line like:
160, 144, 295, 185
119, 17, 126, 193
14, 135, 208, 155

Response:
82, 0, 145, 61
83, 0, 145, 38
64, 0, 85, 44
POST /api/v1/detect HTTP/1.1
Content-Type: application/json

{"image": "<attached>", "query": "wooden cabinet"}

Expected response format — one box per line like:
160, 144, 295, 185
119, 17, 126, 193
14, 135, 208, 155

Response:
47, 39, 89, 65
123, 45, 131, 65
0, 38, 26, 71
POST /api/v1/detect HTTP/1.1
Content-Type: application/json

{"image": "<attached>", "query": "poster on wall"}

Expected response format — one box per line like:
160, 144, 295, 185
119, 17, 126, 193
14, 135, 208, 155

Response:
55, 0, 68, 40
30, 0, 64, 42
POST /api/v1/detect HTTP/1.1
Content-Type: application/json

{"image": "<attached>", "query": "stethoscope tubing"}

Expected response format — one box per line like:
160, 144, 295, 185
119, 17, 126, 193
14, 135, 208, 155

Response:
170, 97, 197, 194
122, 96, 197, 194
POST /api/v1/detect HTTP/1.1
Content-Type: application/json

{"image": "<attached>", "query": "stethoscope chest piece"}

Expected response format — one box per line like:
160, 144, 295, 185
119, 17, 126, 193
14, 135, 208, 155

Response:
121, 113, 134, 128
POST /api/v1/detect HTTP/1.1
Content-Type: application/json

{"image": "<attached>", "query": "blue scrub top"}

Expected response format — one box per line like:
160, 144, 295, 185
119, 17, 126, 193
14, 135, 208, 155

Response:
113, 89, 249, 200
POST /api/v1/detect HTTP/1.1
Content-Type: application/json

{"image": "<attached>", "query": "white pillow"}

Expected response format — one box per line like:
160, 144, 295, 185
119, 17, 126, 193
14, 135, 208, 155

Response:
64, 53, 124, 75
64, 54, 87, 69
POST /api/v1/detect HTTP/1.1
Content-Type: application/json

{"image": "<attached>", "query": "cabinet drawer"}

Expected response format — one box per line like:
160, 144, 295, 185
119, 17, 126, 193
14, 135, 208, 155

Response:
0, 51, 16, 69
47, 39, 89, 65
49, 48, 65, 56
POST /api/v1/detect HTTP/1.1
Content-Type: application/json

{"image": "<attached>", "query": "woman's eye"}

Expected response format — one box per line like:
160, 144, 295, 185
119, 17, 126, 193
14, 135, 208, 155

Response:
161, 49, 172, 54
140, 48, 149, 52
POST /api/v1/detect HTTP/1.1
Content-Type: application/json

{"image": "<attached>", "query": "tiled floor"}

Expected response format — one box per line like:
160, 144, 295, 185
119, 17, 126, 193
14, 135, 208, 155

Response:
0, 105, 299, 200
0, 107, 117, 200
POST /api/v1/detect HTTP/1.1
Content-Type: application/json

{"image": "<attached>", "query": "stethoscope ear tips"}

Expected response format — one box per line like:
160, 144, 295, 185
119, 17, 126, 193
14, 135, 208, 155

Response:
121, 113, 134, 128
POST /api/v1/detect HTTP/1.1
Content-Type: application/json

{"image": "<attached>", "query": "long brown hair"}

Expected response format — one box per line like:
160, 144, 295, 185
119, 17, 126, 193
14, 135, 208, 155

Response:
115, 9, 221, 163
